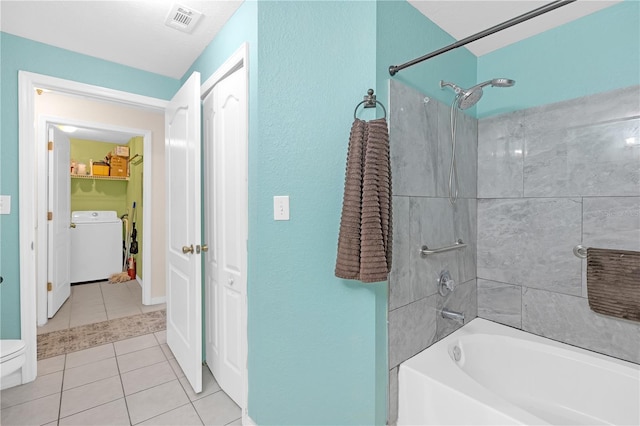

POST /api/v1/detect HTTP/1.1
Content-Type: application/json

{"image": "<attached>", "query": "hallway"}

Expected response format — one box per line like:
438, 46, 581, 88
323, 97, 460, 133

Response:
38, 280, 164, 334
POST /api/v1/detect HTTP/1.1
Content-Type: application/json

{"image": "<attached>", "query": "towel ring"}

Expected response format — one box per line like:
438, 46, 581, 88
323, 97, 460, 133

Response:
353, 89, 387, 120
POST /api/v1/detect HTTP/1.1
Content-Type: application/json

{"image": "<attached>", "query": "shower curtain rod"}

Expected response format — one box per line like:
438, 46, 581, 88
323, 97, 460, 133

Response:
388, 0, 577, 76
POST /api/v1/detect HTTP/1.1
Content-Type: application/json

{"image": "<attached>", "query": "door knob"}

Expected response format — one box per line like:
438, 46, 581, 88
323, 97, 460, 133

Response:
201, 244, 209, 252
228, 278, 234, 286
182, 245, 194, 254
70, 223, 76, 228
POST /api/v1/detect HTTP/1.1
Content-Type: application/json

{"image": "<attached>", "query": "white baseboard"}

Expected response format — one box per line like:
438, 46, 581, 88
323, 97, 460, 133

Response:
243, 413, 257, 426
150, 295, 166, 305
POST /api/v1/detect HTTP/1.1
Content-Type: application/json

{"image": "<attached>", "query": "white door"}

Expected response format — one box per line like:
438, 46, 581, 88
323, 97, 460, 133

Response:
48, 126, 71, 317
204, 66, 247, 406
165, 72, 203, 393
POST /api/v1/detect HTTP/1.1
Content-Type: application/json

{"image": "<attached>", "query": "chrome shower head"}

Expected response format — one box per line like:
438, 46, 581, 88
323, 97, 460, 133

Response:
440, 78, 516, 110
457, 86, 484, 110
475, 78, 516, 89
490, 78, 515, 87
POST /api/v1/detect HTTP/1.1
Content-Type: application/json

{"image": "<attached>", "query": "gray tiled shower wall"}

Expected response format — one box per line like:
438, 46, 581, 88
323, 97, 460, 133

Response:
477, 85, 640, 364
387, 80, 478, 423
387, 81, 640, 424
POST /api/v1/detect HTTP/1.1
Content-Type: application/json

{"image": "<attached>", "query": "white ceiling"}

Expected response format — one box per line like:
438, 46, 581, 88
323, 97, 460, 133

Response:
0, 0, 243, 79
57, 125, 139, 144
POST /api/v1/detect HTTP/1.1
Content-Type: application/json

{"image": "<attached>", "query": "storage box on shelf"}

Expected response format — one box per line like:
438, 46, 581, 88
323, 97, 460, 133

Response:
110, 155, 128, 177
92, 163, 110, 176
113, 146, 129, 157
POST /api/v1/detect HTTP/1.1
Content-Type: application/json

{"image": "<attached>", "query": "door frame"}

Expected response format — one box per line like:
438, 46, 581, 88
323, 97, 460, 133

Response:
200, 42, 249, 415
18, 71, 167, 384
37, 114, 153, 324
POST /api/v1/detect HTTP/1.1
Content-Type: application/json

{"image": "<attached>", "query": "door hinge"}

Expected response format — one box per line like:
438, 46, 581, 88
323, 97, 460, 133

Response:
47, 211, 53, 221
48, 141, 54, 151
47, 282, 52, 291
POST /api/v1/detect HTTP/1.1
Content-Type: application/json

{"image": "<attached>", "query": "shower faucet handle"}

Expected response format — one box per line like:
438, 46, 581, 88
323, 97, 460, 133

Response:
438, 270, 455, 297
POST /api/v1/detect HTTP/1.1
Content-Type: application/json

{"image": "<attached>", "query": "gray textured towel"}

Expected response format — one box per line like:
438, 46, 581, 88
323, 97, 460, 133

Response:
587, 247, 640, 322
335, 118, 392, 283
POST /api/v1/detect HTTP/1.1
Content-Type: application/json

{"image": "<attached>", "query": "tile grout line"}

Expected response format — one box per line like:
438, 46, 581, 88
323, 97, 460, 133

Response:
56, 353, 66, 424
114, 344, 134, 426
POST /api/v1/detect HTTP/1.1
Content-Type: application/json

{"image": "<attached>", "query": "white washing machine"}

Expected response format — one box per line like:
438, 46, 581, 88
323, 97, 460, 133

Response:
70, 211, 122, 283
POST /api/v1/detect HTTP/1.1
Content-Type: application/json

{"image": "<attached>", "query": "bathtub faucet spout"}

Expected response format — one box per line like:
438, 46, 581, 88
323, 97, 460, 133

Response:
441, 308, 465, 325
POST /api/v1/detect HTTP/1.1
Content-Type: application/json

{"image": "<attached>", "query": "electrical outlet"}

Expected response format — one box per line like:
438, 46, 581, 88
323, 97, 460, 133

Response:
273, 196, 289, 221
0, 195, 11, 214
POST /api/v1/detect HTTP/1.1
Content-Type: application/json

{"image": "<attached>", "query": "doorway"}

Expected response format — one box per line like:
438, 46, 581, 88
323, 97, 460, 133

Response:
18, 45, 249, 418
38, 118, 158, 336
36, 114, 155, 327
19, 71, 168, 385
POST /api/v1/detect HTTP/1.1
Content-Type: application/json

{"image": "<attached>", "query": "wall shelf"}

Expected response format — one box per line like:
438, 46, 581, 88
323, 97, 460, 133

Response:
71, 174, 129, 181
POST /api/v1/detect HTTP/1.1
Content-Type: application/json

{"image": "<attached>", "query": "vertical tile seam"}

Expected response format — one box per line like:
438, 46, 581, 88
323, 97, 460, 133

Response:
580, 196, 585, 300
519, 284, 524, 330
521, 110, 526, 198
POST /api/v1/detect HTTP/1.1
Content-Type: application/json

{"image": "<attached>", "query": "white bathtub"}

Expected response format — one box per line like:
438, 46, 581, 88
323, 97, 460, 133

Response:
398, 318, 640, 425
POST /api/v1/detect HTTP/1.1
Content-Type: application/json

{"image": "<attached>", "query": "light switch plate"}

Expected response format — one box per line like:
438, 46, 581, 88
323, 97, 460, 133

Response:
0, 195, 11, 214
274, 196, 289, 221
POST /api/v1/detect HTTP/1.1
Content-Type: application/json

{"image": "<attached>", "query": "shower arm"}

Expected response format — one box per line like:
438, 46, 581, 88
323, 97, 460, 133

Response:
389, 0, 576, 76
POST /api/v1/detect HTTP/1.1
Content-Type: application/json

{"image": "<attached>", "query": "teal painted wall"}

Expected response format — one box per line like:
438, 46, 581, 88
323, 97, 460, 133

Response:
250, 2, 384, 424
477, 0, 640, 118
376, 0, 477, 114
0, 33, 179, 339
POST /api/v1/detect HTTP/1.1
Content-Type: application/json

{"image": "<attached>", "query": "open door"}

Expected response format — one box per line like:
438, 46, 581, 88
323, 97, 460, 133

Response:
204, 66, 247, 406
165, 72, 203, 393
48, 125, 71, 317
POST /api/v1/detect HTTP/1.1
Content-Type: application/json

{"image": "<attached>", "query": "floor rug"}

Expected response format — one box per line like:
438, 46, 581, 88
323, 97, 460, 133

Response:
37, 310, 166, 360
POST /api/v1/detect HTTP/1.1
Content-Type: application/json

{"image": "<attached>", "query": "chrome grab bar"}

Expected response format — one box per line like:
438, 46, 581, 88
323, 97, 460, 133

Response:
420, 239, 467, 257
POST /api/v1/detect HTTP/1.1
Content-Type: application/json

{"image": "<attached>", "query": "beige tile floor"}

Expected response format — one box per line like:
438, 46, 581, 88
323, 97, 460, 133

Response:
38, 280, 165, 334
1, 332, 242, 425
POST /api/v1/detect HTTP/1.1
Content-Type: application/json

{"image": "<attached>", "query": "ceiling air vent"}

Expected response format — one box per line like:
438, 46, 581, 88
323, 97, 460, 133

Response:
165, 3, 203, 34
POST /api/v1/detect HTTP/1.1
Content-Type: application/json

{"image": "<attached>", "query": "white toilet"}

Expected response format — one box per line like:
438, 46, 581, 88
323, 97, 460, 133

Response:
0, 339, 26, 387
